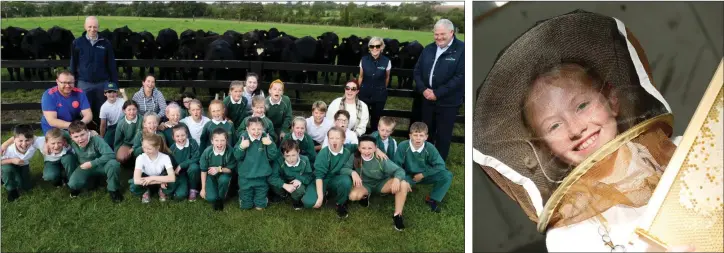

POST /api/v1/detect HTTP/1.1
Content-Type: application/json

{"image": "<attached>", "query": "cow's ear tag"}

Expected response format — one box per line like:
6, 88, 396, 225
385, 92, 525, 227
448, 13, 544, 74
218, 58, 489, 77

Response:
236, 43, 240, 46
253, 43, 256, 46
141, 39, 145, 42
158, 46, 161, 49
359, 41, 362, 45
21, 33, 24, 36
333, 45, 337, 49
280, 34, 283, 37
342, 39, 346, 43
400, 46, 404, 50
125, 38, 128, 41
194, 55, 198, 59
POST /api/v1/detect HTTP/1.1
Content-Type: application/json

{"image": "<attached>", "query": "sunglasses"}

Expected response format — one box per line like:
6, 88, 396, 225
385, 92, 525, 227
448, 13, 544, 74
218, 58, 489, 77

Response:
368, 44, 382, 49
345, 86, 358, 91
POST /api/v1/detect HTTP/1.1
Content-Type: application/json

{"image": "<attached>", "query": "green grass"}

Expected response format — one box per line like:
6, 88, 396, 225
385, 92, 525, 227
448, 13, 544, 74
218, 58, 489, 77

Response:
1, 17, 464, 252
1, 16, 464, 42
0, 130, 464, 252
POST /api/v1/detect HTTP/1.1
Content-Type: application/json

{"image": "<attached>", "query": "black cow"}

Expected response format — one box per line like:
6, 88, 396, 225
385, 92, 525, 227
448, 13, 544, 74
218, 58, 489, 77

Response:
2, 26, 28, 81
282, 36, 319, 99
397, 41, 423, 89
267, 28, 280, 40
112, 26, 136, 79
203, 38, 236, 97
20, 28, 53, 80
279, 32, 298, 41
335, 35, 363, 85
316, 32, 339, 84
134, 31, 157, 78
99, 29, 114, 42
205, 30, 219, 37
156, 28, 179, 80
383, 38, 401, 87
256, 36, 294, 81
240, 30, 262, 60
256, 29, 269, 42
47, 26, 75, 60
222, 30, 245, 63
179, 29, 196, 47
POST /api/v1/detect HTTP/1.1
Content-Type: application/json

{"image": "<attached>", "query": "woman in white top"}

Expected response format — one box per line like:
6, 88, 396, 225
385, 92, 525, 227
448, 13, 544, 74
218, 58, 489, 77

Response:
326, 79, 369, 136
129, 132, 177, 203
242, 73, 265, 115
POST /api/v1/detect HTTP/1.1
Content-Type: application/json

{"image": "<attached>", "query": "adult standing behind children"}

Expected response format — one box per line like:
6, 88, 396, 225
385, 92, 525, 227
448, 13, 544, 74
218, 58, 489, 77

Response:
325, 80, 369, 137
132, 74, 167, 118
70, 16, 118, 127
358, 37, 392, 131
40, 71, 93, 134
413, 19, 464, 161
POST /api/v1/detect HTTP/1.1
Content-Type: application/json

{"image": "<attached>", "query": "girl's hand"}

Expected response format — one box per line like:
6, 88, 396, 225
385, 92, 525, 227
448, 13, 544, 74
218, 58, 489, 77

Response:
291, 179, 301, 188
351, 171, 362, 187
279, 132, 286, 140
375, 149, 388, 160
391, 178, 401, 194
80, 161, 92, 170
200, 189, 206, 199
208, 167, 218, 175
261, 135, 272, 145
160, 183, 168, 189
282, 183, 296, 193
313, 196, 324, 209
240, 137, 250, 149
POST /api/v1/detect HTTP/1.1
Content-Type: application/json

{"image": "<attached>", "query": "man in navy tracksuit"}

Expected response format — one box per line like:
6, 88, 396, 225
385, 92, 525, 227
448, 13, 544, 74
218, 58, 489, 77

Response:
413, 19, 464, 161
70, 16, 118, 129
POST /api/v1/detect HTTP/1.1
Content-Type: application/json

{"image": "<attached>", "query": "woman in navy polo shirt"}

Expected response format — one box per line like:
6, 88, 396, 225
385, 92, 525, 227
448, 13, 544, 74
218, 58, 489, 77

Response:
358, 36, 392, 131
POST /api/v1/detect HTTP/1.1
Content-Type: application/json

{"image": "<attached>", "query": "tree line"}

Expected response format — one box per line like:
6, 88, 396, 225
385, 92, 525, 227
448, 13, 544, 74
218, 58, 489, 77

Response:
1, 1, 464, 33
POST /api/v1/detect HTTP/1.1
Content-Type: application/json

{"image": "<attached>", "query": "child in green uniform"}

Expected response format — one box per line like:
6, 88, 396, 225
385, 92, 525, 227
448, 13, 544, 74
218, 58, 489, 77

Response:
200, 128, 237, 211
132, 112, 167, 157
234, 117, 279, 210
114, 100, 142, 164
273, 139, 314, 210
2, 125, 41, 201
159, 103, 190, 146
237, 96, 277, 141
265, 80, 293, 141
369, 116, 398, 159
223, 80, 249, 130
393, 122, 453, 212
301, 126, 355, 218
281, 117, 317, 165
169, 124, 201, 201
66, 120, 123, 203
200, 100, 236, 152
129, 132, 178, 203
348, 135, 410, 231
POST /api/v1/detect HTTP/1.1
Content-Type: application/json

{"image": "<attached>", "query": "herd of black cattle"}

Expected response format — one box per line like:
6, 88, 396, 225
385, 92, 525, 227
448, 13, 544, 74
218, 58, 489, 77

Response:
1, 26, 425, 88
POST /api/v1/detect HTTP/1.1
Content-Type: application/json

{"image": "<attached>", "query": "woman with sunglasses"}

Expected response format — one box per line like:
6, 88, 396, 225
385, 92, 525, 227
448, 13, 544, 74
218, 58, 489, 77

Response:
325, 79, 370, 137
357, 37, 392, 131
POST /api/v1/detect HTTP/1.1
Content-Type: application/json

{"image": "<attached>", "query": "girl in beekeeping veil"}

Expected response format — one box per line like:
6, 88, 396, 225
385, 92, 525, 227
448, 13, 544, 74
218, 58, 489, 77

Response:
473, 10, 696, 252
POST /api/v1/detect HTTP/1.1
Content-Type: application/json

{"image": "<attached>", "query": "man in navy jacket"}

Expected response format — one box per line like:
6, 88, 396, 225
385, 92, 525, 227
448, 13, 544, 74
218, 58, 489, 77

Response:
69, 16, 118, 129
413, 19, 464, 161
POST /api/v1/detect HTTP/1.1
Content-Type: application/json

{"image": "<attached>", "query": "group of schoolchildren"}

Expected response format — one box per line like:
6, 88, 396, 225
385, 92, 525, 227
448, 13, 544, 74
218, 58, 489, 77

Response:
1, 73, 453, 231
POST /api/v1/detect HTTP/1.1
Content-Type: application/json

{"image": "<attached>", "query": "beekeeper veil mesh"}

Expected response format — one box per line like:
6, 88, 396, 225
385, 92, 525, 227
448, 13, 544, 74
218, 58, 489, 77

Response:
473, 10, 675, 233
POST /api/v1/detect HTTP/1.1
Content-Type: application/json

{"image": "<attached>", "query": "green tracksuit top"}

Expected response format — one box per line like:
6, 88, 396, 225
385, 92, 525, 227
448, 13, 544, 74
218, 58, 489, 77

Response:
68, 135, 115, 170
265, 95, 293, 132
161, 122, 190, 148
347, 156, 405, 186
200, 120, 236, 152
113, 115, 143, 151
169, 138, 201, 171
280, 133, 317, 164
370, 131, 397, 158
223, 95, 249, 130
393, 140, 446, 177
314, 146, 354, 180
199, 145, 237, 173
278, 156, 313, 185
233, 132, 279, 179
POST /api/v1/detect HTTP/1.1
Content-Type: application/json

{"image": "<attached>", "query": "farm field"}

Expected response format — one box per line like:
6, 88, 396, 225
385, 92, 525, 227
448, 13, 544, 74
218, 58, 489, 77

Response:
0, 17, 465, 252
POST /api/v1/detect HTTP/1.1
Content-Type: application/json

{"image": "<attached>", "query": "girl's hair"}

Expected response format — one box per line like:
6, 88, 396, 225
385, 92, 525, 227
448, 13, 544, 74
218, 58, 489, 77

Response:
45, 128, 64, 140
141, 131, 170, 155
181, 91, 196, 100
269, 79, 284, 91
346, 79, 360, 89
230, 80, 245, 91
353, 135, 377, 169
291, 116, 306, 130
208, 99, 225, 112
334, 110, 350, 121
246, 116, 263, 128
143, 74, 156, 82
188, 99, 203, 110
142, 111, 161, 133
251, 95, 266, 108
122, 99, 139, 110
280, 139, 300, 154
327, 126, 346, 139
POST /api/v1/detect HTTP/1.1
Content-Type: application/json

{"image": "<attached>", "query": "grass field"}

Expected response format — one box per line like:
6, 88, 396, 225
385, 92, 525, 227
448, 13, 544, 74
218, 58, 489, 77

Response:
1, 17, 465, 252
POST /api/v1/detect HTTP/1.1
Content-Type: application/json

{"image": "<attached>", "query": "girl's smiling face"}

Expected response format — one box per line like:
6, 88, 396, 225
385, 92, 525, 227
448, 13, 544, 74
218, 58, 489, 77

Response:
245, 76, 258, 92
166, 107, 180, 124
209, 103, 225, 121
173, 128, 188, 145
124, 105, 138, 120
141, 139, 159, 156
358, 140, 376, 159
252, 103, 265, 117
230, 87, 243, 101
247, 122, 263, 140
143, 116, 160, 133
525, 74, 619, 166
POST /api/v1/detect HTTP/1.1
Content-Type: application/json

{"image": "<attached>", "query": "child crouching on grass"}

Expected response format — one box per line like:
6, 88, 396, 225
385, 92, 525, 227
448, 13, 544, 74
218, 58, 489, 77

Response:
281, 116, 317, 165
132, 112, 167, 157
168, 124, 201, 201
66, 120, 123, 203
271, 139, 314, 210
200, 128, 237, 211
114, 100, 142, 164
2, 125, 43, 201
129, 132, 178, 203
